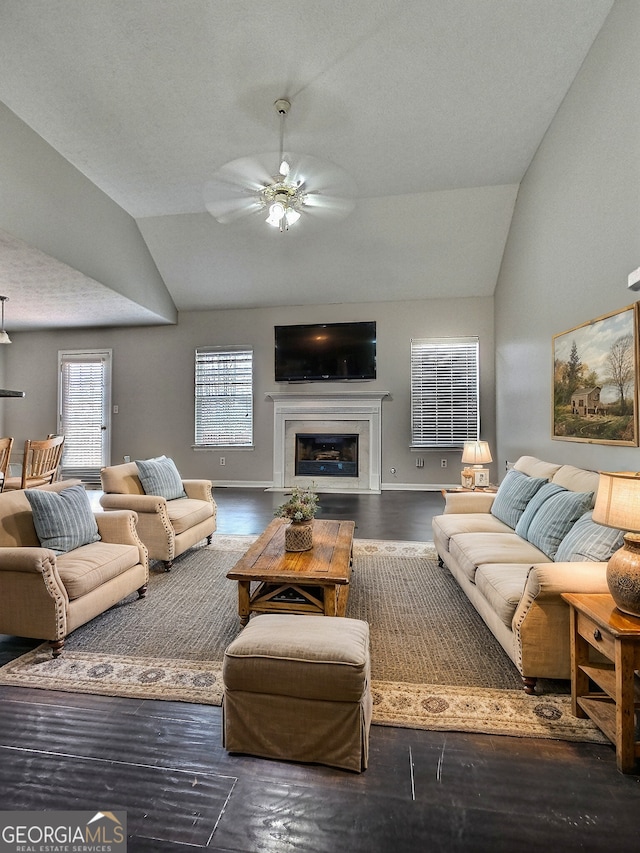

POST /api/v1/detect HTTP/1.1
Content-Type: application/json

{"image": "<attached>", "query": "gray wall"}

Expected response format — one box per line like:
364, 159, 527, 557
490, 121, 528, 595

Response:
1, 295, 495, 488
494, 0, 640, 475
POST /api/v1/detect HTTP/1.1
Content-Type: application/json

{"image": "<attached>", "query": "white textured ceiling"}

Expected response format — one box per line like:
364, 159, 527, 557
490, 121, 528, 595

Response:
0, 0, 614, 328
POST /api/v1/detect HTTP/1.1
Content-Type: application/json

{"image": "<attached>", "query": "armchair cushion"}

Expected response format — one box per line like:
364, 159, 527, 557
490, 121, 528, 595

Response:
25, 484, 100, 556
57, 541, 143, 600
136, 456, 187, 500
167, 498, 215, 535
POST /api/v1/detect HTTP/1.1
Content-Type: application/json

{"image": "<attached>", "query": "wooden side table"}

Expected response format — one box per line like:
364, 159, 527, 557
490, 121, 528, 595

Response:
562, 592, 640, 773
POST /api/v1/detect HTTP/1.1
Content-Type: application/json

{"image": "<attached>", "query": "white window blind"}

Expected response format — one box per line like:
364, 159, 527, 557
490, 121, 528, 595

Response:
410, 337, 479, 449
59, 350, 111, 484
195, 347, 253, 447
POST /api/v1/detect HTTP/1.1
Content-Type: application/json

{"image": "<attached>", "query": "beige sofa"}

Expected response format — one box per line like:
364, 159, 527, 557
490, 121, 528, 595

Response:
0, 481, 148, 656
100, 461, 216, 570
432, 456, 618, 693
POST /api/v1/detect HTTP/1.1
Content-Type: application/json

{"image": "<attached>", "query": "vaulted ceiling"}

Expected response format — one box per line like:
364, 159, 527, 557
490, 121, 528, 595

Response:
0, 1, 614, 329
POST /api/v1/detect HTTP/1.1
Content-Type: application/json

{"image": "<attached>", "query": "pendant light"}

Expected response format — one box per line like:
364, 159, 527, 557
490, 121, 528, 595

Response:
0, 296, 11, 344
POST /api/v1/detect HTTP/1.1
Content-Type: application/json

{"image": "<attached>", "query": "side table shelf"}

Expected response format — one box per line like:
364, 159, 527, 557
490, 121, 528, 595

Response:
562, 593, 640, 773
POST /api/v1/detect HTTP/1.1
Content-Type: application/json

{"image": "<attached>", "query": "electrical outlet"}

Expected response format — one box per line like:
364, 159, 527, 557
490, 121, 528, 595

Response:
416, 457, 424, 468
219, 457, 226, 466
441, 459, 448, 468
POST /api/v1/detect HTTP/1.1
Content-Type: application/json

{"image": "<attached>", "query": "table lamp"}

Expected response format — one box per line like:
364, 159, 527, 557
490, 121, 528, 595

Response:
461, 440, 492, 488
592, 471, 640, 618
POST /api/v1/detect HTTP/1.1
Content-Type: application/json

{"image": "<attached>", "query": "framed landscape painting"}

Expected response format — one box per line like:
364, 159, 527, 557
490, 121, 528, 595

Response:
552, 304, 638, 446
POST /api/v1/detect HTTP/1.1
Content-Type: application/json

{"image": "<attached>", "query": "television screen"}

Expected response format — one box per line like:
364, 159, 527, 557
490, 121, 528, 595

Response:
275, 321, 376, 382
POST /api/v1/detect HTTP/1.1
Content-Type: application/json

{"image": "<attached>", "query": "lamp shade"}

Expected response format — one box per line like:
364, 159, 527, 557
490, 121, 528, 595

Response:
461, 440, 492, 466
592, 471, 640, 533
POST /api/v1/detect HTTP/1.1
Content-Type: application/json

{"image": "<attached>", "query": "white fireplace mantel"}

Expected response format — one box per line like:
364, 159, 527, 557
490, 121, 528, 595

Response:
266, 391, 390, 493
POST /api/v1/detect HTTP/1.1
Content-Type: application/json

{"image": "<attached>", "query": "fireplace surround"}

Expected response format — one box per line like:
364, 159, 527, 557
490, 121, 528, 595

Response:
267, 392, 389, 493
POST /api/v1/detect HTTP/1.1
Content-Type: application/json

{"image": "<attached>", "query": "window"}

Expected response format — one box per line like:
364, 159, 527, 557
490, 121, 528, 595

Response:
410, 337, 479, 449
195, 347, 253, 447
58, 349, 112, 484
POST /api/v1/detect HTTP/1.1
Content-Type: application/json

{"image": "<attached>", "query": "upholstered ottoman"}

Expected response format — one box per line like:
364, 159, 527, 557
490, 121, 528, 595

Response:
222, 614, 372, 772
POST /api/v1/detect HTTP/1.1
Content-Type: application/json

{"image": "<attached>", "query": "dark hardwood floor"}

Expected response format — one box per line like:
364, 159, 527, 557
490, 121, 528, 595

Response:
1, 488, 638, 852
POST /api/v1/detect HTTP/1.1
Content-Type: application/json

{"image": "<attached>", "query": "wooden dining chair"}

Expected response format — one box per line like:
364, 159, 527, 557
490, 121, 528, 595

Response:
2, 435, 65, 490
0, 436, 13, 492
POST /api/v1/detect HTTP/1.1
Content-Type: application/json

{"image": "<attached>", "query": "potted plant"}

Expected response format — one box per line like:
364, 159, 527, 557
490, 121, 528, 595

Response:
275, 486, 320, 551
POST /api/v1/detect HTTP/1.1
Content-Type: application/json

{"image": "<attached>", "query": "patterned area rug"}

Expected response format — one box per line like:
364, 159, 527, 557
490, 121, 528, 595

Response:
0, 534, 607, 744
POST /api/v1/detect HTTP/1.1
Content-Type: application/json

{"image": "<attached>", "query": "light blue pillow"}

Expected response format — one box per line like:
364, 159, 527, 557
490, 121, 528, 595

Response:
515, 482, 566, 540
555, 511, 625, 563
136, 455, 187, 500
490, 470, 548, 529
25, 484, 101, 555
525, 490, 594, 559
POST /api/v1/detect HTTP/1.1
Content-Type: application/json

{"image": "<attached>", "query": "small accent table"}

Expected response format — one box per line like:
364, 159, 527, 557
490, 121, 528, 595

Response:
562, 592, 640, 773
227, 517, 355, 626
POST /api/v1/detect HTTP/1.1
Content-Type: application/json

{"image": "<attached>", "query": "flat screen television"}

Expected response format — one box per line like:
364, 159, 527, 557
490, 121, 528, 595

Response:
275, 321, 376, 382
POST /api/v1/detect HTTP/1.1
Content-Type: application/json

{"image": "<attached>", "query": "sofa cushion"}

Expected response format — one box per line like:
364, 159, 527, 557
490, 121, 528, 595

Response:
514, 482, 566, 540
524, 490, 594, 559
136, 456, 187, 500
166, 497, 215, 535
448, 532, 548, 583
25, 484, 101, 556
513, 456, 562, 481
551, 465, 599, 503
57, 541, 142, 599
490, 470, 548, 529
475, 564, 532, 628
432, 512, 514, 552
555, 511, 625, 563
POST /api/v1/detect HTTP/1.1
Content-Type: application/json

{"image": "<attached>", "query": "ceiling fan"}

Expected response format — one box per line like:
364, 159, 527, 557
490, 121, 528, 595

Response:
203, 98, 356, 232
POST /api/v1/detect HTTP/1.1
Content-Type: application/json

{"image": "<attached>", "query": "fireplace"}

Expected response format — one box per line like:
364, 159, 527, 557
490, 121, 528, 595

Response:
267, 391, 389, 493
295, 433, 358, 478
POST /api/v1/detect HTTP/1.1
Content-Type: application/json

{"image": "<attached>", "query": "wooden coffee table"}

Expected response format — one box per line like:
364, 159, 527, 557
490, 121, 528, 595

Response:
226, 517, 355, 626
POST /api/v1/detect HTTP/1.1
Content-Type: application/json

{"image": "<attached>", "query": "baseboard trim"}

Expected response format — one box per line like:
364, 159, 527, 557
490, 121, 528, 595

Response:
212, 479, 456, 492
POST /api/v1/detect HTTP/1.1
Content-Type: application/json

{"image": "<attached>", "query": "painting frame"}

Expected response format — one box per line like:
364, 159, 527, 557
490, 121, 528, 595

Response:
552, 304, 638, 446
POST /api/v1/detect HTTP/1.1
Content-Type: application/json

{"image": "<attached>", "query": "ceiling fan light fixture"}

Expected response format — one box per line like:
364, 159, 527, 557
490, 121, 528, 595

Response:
203, 96, 355, 230
0, 296, 11, 345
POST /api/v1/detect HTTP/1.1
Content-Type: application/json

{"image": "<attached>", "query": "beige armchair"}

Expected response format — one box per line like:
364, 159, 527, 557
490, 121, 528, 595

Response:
0, 481, 148, 656
100, 460, 217, 570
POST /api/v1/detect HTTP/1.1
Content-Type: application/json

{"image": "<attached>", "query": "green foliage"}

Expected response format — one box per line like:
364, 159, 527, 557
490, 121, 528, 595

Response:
275, 486, 320, 522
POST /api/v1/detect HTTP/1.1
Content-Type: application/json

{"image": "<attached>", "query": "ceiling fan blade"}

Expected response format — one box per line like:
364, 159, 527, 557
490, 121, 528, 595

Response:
204, 146, 357, 225
204, 195, 264, 224
302, 193, 356, 219
286, 153, 357, 199
204, 153, 282, 223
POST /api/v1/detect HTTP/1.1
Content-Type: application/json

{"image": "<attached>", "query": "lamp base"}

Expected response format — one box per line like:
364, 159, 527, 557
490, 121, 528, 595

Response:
606, 533, 640, 618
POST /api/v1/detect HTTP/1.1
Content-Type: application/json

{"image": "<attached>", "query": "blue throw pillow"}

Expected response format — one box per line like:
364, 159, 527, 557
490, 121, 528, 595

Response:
525, 490, 594, 559
555, 511, 625, 563
25, 484, 101, 555
515, 482, 567, 540
136, 456, 187, 500
490, 470, 548, 529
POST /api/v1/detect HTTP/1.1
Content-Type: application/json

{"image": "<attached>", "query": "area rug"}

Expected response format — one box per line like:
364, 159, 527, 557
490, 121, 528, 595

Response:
0, 535, 607, 744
